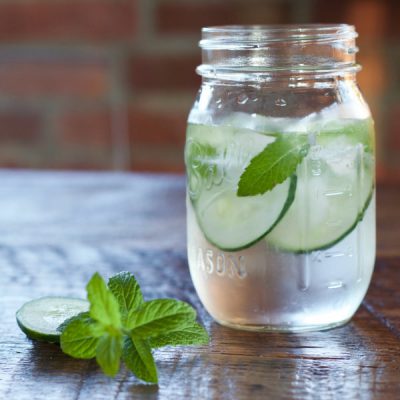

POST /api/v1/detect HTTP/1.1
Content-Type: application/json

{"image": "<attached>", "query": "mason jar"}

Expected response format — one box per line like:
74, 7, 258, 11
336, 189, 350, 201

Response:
185, 25, 376, 332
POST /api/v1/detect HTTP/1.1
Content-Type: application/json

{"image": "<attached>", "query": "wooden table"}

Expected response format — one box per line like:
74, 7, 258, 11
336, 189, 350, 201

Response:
0, 170, 399, 399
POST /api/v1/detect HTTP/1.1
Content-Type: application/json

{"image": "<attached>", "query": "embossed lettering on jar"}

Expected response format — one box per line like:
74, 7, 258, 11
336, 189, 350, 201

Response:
185, 25, 376, 332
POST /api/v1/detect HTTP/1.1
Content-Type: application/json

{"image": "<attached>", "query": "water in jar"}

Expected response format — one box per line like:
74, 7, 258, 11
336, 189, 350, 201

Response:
185, 105, 375, 332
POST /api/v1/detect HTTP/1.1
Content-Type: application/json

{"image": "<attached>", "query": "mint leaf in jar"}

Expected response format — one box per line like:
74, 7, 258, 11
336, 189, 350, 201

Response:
237, 134, 310, 197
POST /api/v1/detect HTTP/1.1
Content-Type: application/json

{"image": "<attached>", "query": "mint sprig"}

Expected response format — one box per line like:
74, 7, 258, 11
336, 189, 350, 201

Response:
59, 272, 208, 383
237, 134, 310, 196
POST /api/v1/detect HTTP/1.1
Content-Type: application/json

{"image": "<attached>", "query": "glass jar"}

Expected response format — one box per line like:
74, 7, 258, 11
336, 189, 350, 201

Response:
185, 25, 376, 332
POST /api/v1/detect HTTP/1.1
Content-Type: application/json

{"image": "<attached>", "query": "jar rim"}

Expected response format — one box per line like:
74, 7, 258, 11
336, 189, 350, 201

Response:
200, 24, 357, 49
198, 24, 360, 79
202, 24, 355, 33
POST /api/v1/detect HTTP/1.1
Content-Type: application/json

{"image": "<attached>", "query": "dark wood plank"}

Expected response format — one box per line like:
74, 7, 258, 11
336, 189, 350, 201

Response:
0, 171, 399, 399
3, 246, 400, 400
0, 170, 186, 248
363, 257, 400, 334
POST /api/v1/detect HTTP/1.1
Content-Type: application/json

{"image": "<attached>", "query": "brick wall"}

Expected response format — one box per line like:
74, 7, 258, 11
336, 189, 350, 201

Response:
0, 0, 398, 181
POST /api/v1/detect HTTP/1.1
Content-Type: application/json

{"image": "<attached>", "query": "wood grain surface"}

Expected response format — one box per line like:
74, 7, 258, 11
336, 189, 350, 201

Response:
0, 170, 399, 400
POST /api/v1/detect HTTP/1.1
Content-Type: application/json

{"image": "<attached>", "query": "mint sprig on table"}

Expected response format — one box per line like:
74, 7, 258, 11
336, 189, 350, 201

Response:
237, 134, 310, 196
17, 272, 209, 384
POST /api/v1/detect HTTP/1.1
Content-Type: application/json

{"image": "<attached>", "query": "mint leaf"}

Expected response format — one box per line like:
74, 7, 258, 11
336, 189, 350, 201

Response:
108, 272, 143, 324
237, 134, 310, 196
123, 336, 158, 383
60, 314, 98, 359
96, 334, 123, 377
126, 299, 196, 336
57, 311, 91, 333
89, 321, 108, 338
149, 322, 209, 348
86, 272, 121, 328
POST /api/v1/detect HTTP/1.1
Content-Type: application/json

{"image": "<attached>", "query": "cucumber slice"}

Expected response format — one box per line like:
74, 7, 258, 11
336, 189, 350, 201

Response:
316, 118, 374, 152
197, 176, 296, 251
266, 143, 374, 253
186, 123, 296, 251
185, 123, 277, 201
16, 296, 89, 343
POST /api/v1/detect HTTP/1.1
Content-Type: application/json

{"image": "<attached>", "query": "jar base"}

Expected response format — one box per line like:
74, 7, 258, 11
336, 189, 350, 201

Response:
214, 317, 352, 333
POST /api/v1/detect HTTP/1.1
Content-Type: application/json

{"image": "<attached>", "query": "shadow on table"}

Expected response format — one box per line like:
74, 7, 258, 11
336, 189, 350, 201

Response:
20, 341, 160, 397
23, 340, 92, 375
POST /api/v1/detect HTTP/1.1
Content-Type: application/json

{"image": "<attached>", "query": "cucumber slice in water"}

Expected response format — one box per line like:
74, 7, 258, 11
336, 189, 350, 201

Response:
185, 118, 374, 253
16, 296, 89, 343
316, 118, 374, 152
266, 144, 374, 252
186, 123, 296, 251
197, 175, 296, 251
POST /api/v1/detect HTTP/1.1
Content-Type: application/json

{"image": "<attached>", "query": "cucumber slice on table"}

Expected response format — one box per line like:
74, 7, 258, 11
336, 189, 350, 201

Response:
186, 123, 296, 251
16, 296, 89, 343
266, 140, 374, 253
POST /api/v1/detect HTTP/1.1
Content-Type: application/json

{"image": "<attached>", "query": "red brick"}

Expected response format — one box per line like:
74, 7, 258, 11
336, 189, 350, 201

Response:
314, 0, 396, 40
0, 110, 42, 143
128, 54, 200, 92
0, 58, 109, 98
235, 1, 291, 25
313, 1, 348, 23
51, 148, 113, 170
357, 49, 387, 101
388, 0, 400, 37
156, 2, 236, 33
131, 144, 184, 173
377, 164, 400, 184
156, 1, 291, 33
128, 105, 187, 172
129, 106, 187, 146
346, 0, 388, 39
387, 104, 400, 152
58, 109, 112, 147
0, 1, 137, 42
53, 161, 111, 171
0, 161, 27, 169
